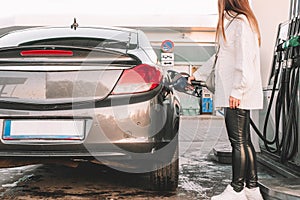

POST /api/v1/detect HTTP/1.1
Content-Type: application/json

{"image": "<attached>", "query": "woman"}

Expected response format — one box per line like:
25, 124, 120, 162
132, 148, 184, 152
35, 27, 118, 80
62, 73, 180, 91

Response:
191, 0, 264, 199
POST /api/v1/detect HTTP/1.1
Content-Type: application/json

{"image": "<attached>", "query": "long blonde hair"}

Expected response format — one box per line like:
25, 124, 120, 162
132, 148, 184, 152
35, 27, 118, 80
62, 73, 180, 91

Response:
216, 0, 261, 46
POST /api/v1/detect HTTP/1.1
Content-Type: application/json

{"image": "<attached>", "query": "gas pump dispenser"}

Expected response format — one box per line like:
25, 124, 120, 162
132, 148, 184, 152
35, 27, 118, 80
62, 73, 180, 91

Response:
252, 15, 300, 169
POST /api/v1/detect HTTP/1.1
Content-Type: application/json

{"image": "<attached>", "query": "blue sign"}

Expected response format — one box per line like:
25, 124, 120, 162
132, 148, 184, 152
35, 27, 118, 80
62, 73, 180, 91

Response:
161, 40, 174, 53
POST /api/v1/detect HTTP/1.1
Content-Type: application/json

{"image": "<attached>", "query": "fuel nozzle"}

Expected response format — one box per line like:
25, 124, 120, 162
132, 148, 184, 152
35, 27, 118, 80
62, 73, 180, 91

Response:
277, 35, 300, 51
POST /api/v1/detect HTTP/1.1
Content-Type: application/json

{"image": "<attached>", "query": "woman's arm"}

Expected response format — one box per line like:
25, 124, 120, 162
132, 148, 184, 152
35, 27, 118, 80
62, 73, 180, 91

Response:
231, 18, 254, 100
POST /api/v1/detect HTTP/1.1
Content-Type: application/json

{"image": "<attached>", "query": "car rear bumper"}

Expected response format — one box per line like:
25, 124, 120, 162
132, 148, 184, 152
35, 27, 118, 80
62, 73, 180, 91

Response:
0, 93, 167, 140
0, 93, 178, 157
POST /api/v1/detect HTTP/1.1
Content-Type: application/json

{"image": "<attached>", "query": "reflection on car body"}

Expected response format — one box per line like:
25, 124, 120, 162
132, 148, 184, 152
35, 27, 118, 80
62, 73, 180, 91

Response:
0, 26, 180, 191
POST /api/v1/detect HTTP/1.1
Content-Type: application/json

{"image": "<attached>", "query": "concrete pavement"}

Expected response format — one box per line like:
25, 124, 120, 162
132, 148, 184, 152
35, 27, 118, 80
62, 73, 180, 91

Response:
179, 115, 300, 200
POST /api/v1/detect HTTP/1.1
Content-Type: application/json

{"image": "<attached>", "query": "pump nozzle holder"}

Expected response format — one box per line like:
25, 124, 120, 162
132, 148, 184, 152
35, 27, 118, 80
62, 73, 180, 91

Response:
277, 36, 300, 51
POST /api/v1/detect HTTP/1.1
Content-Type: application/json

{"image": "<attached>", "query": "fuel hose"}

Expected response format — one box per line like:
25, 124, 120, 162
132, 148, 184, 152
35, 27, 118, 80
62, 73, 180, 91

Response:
250, 36, 300, 163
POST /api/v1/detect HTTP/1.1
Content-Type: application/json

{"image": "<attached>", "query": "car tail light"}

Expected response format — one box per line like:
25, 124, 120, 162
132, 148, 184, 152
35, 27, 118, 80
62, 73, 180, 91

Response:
112, 64, 162, 95
20, 50, 73, 57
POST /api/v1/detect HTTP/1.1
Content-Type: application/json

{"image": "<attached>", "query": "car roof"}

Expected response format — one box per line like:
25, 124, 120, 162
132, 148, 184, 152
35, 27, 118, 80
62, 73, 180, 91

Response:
0, 26, 139, 49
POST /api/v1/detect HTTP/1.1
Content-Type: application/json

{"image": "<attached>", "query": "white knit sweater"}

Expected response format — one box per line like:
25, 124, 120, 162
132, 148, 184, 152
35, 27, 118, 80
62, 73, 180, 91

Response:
210, 15, 263, 110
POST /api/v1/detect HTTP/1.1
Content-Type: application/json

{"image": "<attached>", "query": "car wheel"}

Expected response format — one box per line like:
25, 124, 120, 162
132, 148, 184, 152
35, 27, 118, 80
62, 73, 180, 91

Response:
149, 142, 179, 191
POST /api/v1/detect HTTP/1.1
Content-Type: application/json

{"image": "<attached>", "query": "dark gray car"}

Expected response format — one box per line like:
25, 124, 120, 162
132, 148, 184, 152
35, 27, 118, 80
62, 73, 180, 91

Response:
0, 26, 180, 191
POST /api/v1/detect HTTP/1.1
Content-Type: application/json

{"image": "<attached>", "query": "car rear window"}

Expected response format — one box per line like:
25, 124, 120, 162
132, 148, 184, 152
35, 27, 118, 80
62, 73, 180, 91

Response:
0, 27, 140, 66
0, 27, 138, 50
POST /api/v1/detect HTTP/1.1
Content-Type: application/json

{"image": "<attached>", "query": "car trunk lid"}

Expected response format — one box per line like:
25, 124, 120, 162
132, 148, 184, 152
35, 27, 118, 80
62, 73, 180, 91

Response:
0, 47, 141, 104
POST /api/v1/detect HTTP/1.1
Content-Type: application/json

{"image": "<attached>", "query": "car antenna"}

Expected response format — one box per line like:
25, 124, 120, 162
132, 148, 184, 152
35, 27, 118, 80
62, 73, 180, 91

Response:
71, 18, 79, 30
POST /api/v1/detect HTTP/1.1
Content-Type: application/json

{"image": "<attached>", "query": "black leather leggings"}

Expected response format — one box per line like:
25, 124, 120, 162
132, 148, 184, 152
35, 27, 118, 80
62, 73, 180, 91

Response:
224, 108, 258, 192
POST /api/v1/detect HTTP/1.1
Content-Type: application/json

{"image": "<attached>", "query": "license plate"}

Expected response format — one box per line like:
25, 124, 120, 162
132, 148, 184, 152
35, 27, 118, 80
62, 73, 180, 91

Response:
2, 119, 85, 141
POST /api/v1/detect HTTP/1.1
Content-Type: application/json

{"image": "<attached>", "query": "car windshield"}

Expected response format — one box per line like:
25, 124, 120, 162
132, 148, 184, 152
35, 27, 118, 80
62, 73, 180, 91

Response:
0, 27, 138, 50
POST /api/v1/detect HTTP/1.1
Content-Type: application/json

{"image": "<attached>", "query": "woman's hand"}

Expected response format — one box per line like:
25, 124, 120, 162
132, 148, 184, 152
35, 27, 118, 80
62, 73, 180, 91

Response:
187, 76, 195, 84
229, 96, 240, 109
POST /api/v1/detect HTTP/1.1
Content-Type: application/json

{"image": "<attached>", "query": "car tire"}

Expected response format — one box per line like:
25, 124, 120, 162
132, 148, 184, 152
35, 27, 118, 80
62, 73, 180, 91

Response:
149, 142, 179, 191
